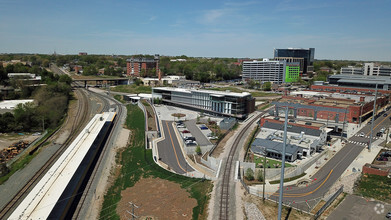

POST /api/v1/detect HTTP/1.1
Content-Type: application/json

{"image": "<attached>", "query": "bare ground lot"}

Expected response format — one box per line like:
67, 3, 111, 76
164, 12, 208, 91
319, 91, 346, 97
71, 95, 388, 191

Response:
0, 134, 37, 151
117, 177, 197, 220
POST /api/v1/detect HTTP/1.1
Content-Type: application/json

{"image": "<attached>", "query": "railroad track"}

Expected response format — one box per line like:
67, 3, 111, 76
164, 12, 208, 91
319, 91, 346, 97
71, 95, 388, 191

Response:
0, 87, 104, 219
72, 96, 124, 219
219, 112, 263, 220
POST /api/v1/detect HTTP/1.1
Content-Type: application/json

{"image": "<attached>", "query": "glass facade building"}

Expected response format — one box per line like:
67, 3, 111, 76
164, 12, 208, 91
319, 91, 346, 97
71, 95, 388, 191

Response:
152, 87, 255, 119
274, 48, 315, 75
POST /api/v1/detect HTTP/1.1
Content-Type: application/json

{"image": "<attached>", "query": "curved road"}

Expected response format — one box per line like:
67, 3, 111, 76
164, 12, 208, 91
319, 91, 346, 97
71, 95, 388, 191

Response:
269, 109, 391, 210
157, 120, 194, 174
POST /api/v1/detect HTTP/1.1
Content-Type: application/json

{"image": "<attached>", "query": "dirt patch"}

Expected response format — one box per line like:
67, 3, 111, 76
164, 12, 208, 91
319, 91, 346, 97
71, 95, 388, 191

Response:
244, 194, 312, 220
117, 177, 197, 220
210, 129, 233, 158
311, 193, 346, 219
142, 101, 157, 131
172, 113, 186, 118
0, 134, 38, 151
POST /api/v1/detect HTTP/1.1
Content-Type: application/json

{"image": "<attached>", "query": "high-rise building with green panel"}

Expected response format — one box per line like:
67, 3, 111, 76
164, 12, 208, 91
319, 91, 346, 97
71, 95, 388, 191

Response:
285, 63, 300, 83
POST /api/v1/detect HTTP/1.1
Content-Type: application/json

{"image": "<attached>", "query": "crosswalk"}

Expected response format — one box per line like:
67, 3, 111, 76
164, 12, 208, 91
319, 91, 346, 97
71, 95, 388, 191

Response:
348, 140, 369, 145
353, 134, 381, 139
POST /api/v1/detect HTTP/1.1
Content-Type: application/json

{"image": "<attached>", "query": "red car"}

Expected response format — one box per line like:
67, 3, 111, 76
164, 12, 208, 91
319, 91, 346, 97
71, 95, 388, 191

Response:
182, 130, 190, 133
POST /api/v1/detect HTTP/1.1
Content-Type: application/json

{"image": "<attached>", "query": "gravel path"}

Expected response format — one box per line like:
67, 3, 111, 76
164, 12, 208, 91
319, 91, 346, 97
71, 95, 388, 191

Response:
244, 202, 266, 220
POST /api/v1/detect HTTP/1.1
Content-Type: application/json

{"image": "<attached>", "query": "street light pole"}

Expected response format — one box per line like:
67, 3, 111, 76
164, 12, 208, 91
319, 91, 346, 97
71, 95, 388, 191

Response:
262, 153, 266, 201
277, 107, 289, 220
369, 83, 378, 151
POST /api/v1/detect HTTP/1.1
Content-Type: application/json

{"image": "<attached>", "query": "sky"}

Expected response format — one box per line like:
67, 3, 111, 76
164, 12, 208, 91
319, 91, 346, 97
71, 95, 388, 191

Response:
0, 0, 390, 61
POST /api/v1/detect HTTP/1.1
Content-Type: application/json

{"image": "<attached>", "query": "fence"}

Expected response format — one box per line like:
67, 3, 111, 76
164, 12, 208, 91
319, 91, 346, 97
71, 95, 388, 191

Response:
314, 186, 344, 219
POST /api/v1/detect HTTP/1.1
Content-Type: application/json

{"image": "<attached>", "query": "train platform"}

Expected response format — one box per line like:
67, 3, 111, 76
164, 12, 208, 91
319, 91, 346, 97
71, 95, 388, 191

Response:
8, 112, 116, 220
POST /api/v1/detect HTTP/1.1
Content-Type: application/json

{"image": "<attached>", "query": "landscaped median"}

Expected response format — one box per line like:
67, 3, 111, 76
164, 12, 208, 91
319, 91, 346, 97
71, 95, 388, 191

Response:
100, 104, 212, 220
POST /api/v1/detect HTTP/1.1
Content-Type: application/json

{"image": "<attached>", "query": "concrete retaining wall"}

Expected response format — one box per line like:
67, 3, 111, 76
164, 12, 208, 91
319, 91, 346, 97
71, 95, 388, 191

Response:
200, 155, 221, 171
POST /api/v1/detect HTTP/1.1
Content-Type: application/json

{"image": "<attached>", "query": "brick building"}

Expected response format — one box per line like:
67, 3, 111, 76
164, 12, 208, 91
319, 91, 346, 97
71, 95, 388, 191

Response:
126, 54, 160, 77
272, 90, 389, 125
74, 65, 83, 74
362, 163, 390, 177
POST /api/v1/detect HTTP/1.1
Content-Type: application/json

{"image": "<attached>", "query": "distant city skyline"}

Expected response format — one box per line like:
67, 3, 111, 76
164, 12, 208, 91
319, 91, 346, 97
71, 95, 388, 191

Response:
0, 0, 390, 61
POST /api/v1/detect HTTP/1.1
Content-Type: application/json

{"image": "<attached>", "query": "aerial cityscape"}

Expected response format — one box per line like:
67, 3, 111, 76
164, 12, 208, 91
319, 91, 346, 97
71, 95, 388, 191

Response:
1, 1, 391, 220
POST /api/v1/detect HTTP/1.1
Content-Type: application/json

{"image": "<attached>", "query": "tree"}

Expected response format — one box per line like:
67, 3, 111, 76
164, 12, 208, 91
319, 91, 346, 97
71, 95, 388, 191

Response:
59, 74, 72, 85
256, 170, 264, 182
263, 82, 271, 91
195, 145, 202, 155
245, 168, 254, 181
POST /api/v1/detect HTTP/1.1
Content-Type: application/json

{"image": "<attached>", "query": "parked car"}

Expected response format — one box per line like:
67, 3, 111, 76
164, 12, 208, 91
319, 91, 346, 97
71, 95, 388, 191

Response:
376, 132, 382, 137
386, 212, 391, 219
185, 136, 196, 141
182, 130, 190, 133
384, 113, 388, 117
200, 126, 208, 130
177, 124, 185, 128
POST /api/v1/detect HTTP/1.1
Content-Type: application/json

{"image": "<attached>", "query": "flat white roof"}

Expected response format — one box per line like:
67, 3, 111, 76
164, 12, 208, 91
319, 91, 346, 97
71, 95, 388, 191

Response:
0, 99, 34, 109
9, 112, 116, 220
154, 87, 251, 97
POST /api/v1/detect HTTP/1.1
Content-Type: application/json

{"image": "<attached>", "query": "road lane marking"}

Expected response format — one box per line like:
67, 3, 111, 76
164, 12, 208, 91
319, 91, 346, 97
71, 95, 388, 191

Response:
165, 121, 187, 173
269, 169, 333, 198
365, 115, 389, 136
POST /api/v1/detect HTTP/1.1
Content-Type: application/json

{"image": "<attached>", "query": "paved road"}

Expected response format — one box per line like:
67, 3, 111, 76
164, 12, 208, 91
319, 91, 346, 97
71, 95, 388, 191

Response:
269, 109, 391, 210
327, 195, 391, 220
157, 120, 194, 174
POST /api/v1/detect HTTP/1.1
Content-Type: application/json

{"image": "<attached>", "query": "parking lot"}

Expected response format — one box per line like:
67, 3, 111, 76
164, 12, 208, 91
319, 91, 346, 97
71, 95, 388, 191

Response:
327, 195, 391, 220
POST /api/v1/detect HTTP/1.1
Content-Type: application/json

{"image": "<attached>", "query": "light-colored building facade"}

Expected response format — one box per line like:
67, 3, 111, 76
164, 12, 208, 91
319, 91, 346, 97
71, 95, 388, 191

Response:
242, 59, 299, 84
340, 63, 391, 76
152, 87, 255, 119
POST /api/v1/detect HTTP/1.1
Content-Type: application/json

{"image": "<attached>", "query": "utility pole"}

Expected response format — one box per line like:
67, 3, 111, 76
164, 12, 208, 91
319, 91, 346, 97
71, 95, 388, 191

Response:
385, 127, 390, 148
262, 153, 266, 201
340, 107, 348, 139
369, 83, 378, 152
277, 107, 289, 220
126, 201, 139, 220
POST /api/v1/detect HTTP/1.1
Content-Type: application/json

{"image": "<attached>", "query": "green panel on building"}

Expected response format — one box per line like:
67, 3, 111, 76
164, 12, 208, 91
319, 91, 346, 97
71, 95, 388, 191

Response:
285, 65, 300, 82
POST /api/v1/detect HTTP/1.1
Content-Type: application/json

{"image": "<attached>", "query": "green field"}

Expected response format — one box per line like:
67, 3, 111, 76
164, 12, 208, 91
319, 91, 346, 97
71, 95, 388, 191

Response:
111, 84, 152, 94
206, 87, 280, 97
100, 104, 212, 220
254, 155, 293, 168
356, 174, 391, 203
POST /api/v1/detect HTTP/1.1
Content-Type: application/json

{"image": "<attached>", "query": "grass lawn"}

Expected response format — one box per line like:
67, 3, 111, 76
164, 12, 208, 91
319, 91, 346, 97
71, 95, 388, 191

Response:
206, 87, 280, 97
250, 91, 280, 97
111, 84, 152, 94
100, 104, 212, 220
254, 155, 293, 168
206, 86, 243, 93
356, 174, 391, 203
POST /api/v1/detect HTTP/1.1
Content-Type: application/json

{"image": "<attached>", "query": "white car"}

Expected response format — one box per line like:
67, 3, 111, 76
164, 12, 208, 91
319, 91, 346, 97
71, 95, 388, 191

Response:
358, 132, 365, 137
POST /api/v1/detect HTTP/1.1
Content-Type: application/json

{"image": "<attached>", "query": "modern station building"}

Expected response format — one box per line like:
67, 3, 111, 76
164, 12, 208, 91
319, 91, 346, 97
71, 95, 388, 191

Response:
274, 48, 315, 76
242, 59, 300, 84
126, 54, 160, 77
152, 87, 255, 119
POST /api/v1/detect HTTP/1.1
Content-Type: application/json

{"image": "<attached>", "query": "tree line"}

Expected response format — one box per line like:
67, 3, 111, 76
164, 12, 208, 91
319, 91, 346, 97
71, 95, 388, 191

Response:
0, 64, 72, 132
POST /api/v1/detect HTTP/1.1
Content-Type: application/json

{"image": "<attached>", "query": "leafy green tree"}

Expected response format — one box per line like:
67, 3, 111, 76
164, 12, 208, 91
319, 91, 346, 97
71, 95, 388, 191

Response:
256, 170, 264, 182
59, 74, 72, 85
245, 168, 254, 181
263, 82, 272, 91
195, 145, 202, 155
